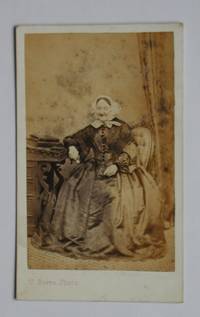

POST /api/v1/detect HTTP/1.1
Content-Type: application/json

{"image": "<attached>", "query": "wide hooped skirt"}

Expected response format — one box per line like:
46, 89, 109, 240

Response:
32, 161, 166, 259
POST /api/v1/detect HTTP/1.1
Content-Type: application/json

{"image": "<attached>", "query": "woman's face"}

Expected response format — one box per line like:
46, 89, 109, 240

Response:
95, 99, 112, 121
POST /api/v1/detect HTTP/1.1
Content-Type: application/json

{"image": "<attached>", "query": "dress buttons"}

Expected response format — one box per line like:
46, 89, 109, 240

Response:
100, 126, 107, 160
100, 127, 105, 136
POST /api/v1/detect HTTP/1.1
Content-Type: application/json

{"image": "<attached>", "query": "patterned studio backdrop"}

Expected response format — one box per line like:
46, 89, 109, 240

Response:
25, 32, 174, 222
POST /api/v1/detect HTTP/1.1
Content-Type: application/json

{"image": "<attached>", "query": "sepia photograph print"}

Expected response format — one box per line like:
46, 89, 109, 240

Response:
16, 24, 183, 302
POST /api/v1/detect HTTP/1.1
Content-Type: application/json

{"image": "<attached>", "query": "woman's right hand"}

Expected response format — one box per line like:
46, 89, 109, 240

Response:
68, 146, 80, 163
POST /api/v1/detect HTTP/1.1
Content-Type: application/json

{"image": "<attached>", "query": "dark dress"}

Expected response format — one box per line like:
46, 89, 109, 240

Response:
33, 118, 165, 259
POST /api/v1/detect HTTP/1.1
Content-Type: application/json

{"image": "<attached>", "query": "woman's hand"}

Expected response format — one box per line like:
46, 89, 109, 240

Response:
68, 146, 80, 163
103, 164, 118, 177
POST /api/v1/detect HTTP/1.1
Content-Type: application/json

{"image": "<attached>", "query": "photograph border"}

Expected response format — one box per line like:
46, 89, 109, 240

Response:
16, 23, 183, 302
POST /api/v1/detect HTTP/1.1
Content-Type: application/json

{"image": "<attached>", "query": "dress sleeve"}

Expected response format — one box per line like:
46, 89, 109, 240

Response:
63, 126, 92, 160
116, 122, 137, 172
119, 122, 133, 147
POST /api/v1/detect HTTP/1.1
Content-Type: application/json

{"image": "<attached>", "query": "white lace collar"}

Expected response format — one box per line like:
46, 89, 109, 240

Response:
91, 119, 122, 129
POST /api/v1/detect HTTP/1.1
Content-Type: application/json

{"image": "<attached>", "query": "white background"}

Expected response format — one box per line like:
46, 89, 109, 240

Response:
0, 0, 199, 316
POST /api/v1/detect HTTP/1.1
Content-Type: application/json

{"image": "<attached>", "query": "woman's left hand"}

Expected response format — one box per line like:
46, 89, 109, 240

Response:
104, 164, 118, 177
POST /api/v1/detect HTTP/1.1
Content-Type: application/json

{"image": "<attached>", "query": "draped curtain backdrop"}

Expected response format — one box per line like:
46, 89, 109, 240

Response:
137, 32, 174, 222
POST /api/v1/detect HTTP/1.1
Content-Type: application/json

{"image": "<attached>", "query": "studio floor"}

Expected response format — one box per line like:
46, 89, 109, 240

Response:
28, 227, 175, 272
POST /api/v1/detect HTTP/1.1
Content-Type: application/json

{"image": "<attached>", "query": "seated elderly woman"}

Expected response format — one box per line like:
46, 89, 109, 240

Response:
33, 95, 165, 259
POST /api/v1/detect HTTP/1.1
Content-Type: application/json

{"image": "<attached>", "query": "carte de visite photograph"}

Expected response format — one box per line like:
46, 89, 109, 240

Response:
16, 24, 183, 302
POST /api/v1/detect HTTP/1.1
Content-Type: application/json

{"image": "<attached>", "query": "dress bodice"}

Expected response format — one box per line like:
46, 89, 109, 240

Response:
63, 118, 133, 164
